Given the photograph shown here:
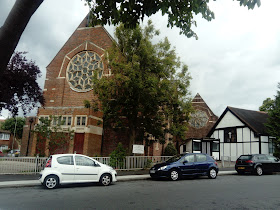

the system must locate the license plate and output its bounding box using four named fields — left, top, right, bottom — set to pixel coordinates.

left=238, top=167, right=245, bottom=169
left=150, top=169, right=156, bottom=173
